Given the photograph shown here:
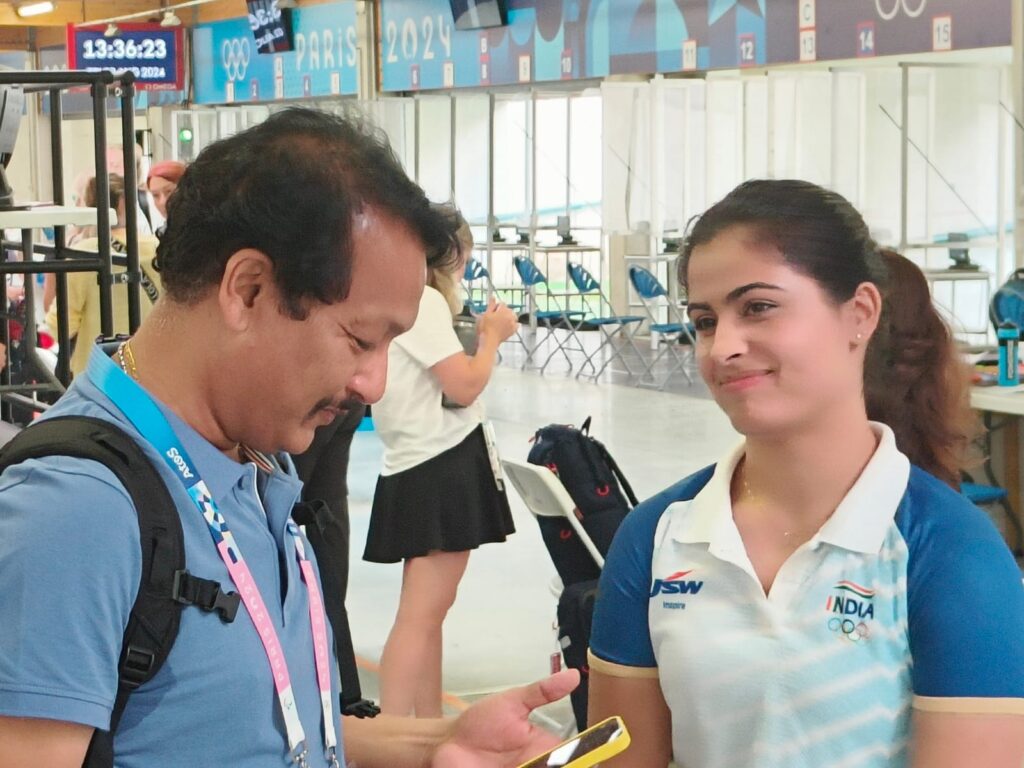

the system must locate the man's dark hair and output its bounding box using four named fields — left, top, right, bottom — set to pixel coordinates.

left=155, top=107, right=460, bottom=317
